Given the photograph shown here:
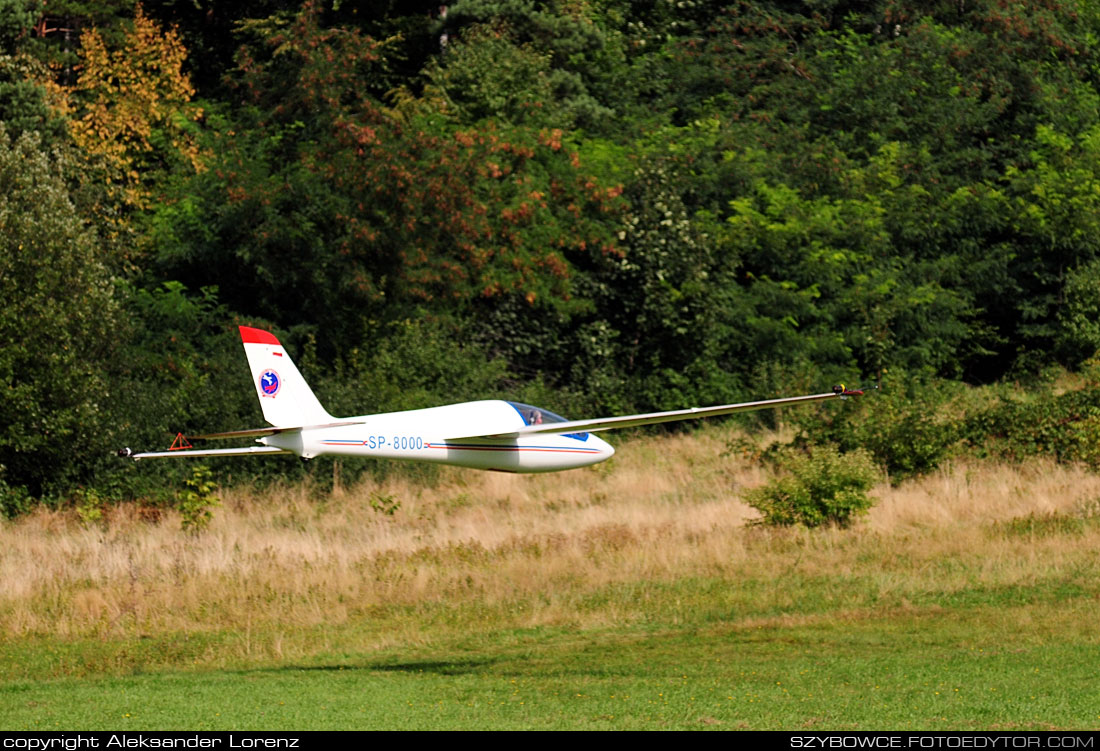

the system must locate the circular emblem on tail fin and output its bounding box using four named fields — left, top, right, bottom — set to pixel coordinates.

left=259, top=369, right=281, bottom=397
